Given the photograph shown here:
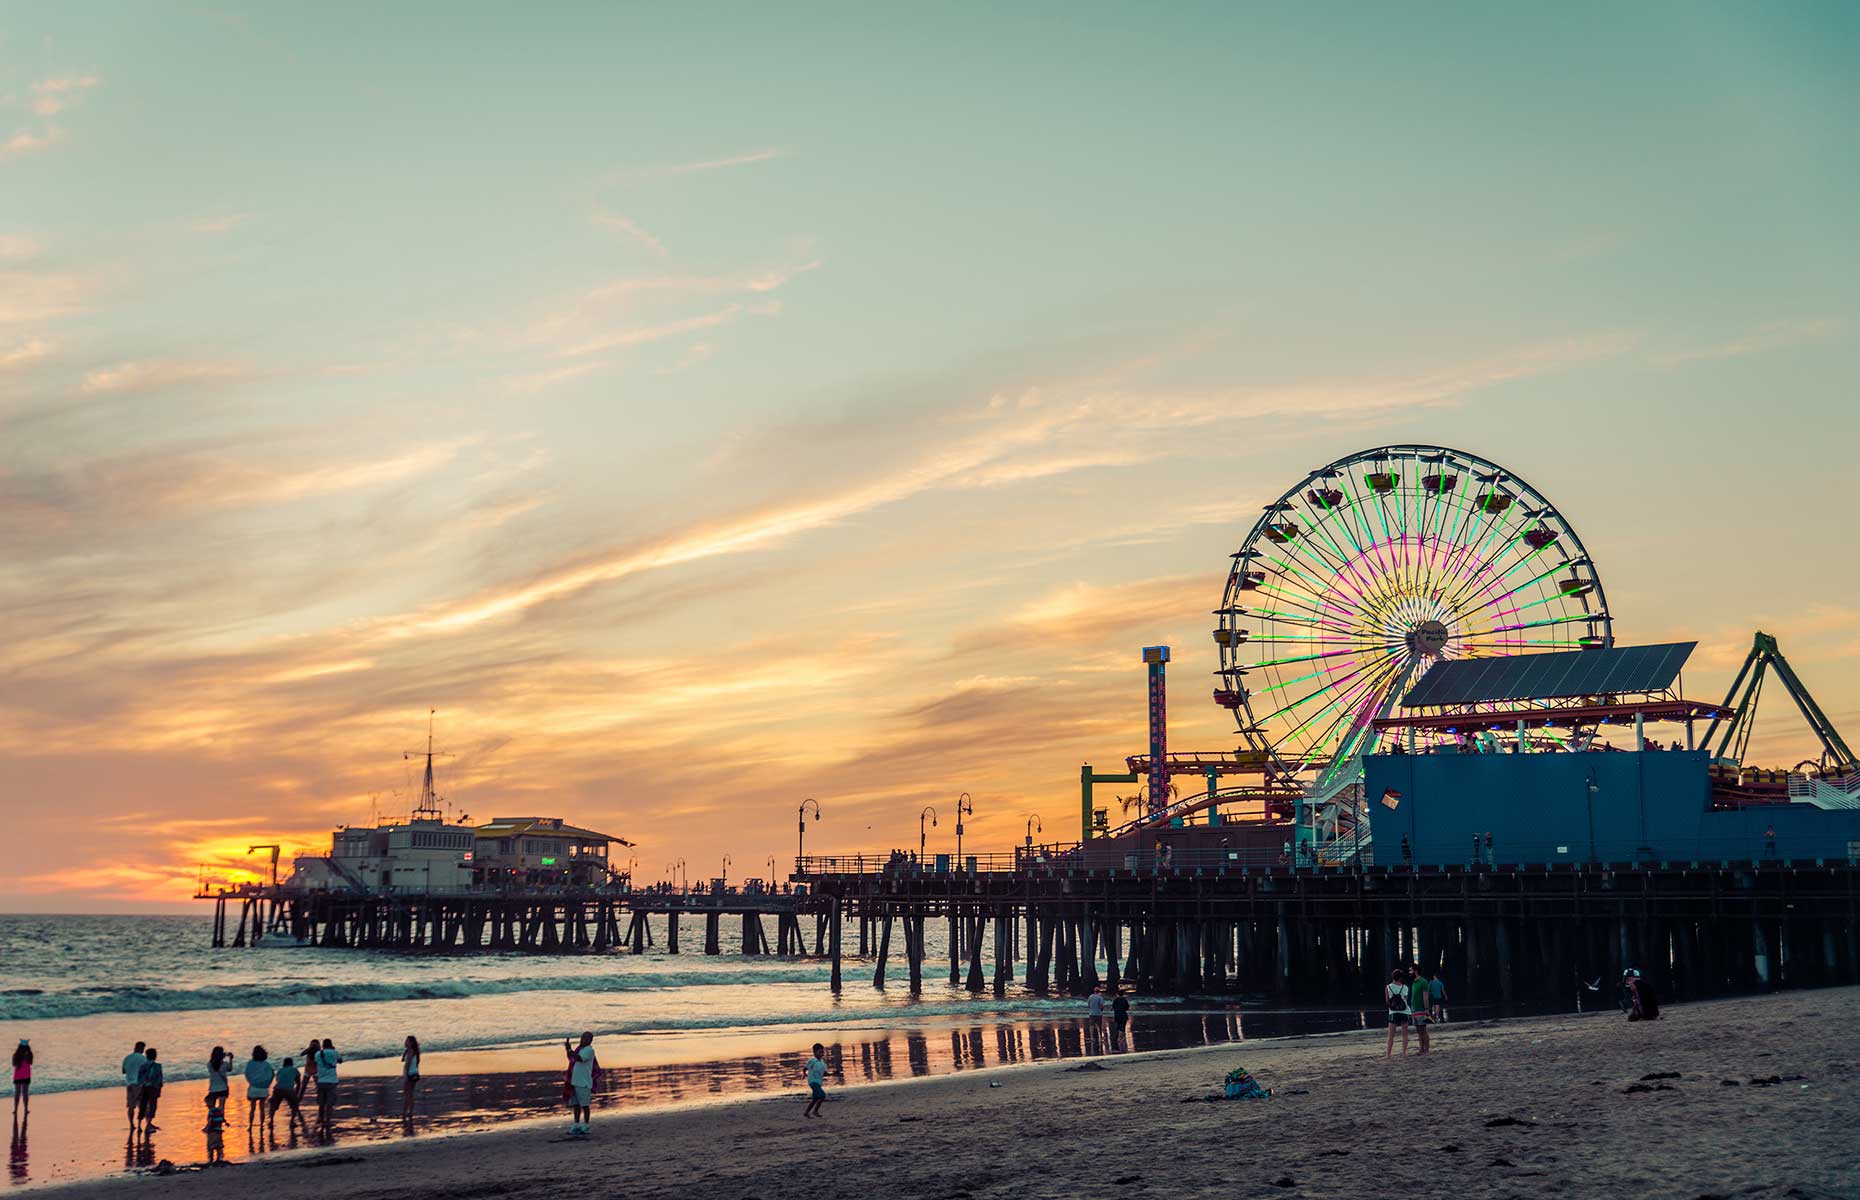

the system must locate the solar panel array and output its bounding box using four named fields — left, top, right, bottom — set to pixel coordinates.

left=1401, top=642, right=1696, bottom=708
